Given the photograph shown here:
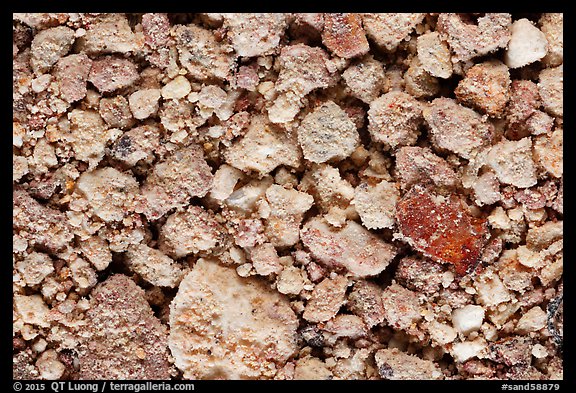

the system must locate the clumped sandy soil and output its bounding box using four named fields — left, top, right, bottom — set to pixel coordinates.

left=13, top=13, right=562, bottom=380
